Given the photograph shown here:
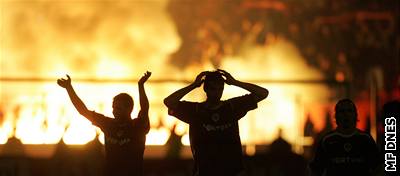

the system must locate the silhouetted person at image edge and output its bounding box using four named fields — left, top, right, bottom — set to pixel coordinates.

left=378, top=100, right=400, bottom=153
left=309, top=99, right=381, bottom=176
left=57, top=71, right=151, bottom=176
left=164, top=69, right=269, bottom=176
